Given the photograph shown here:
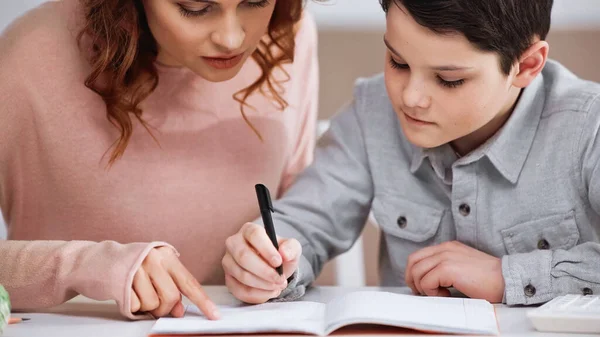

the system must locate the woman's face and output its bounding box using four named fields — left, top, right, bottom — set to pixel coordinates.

left=142, top=0, right=276, bottom=82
